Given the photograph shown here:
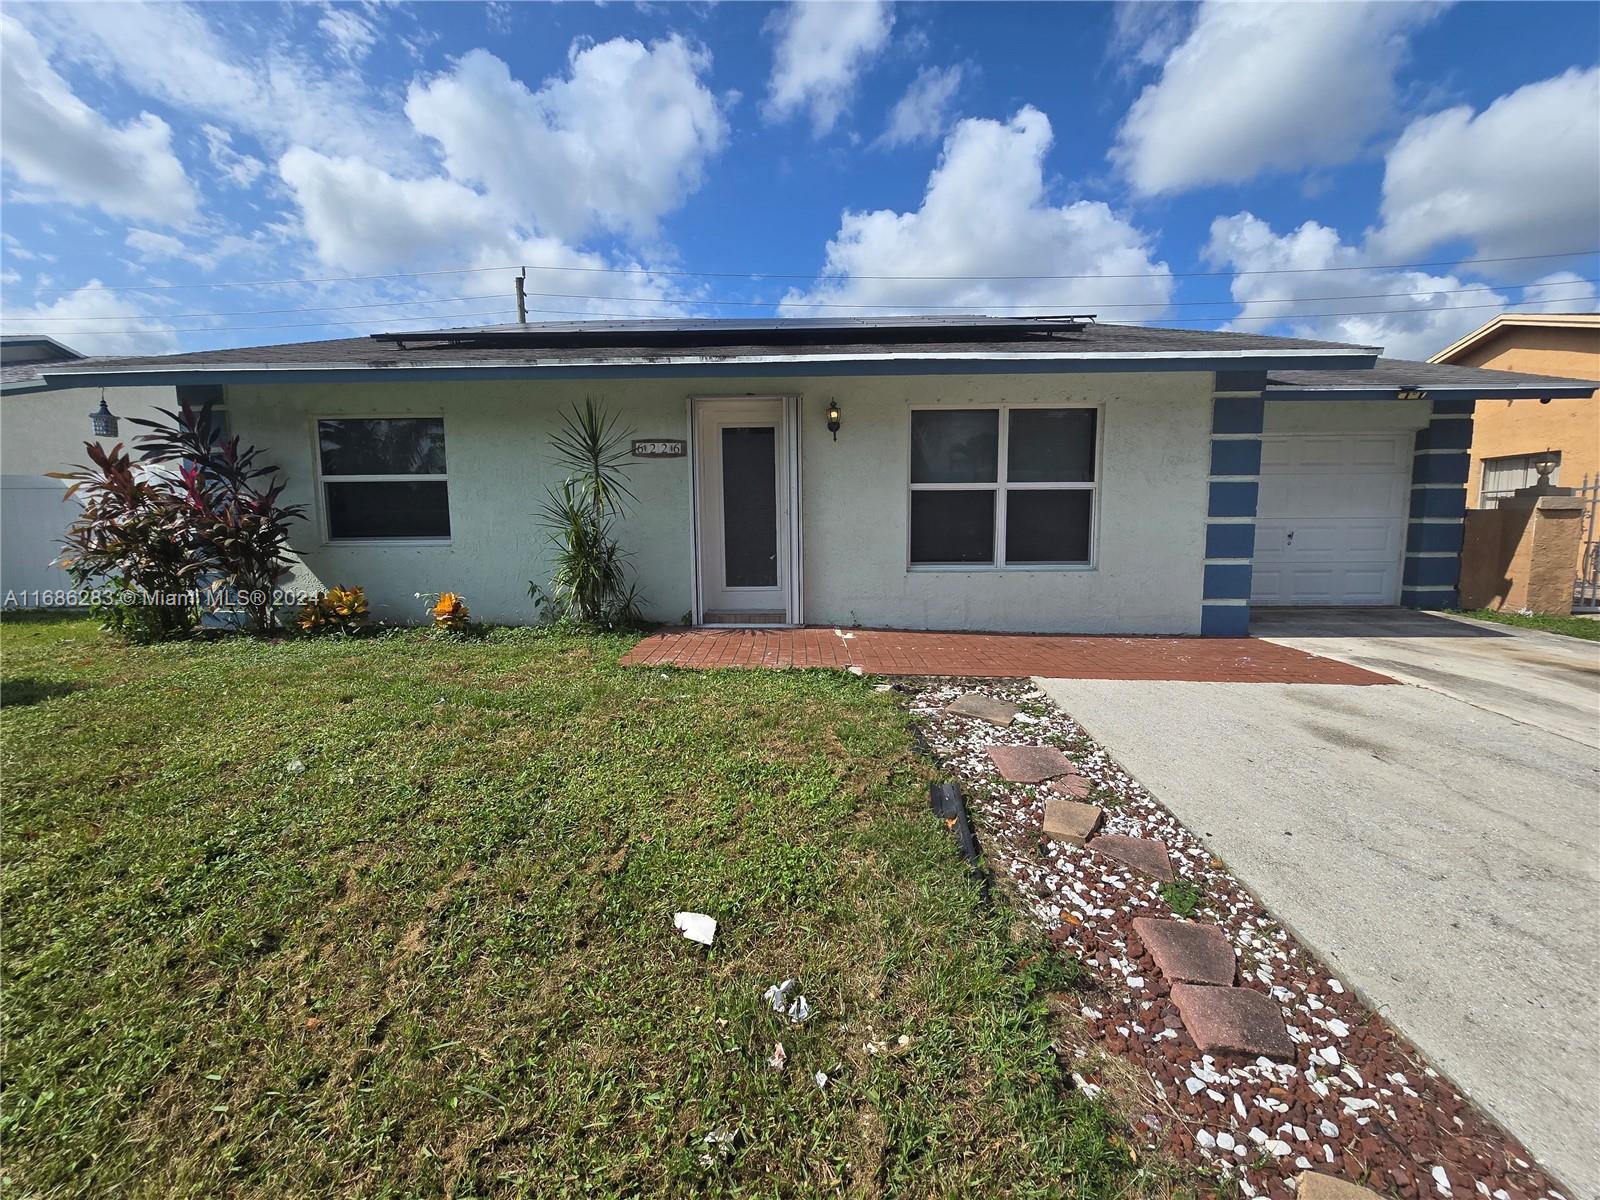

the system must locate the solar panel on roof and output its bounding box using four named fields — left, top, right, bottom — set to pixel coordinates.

left=370, top=313, right=1099, bottom=349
